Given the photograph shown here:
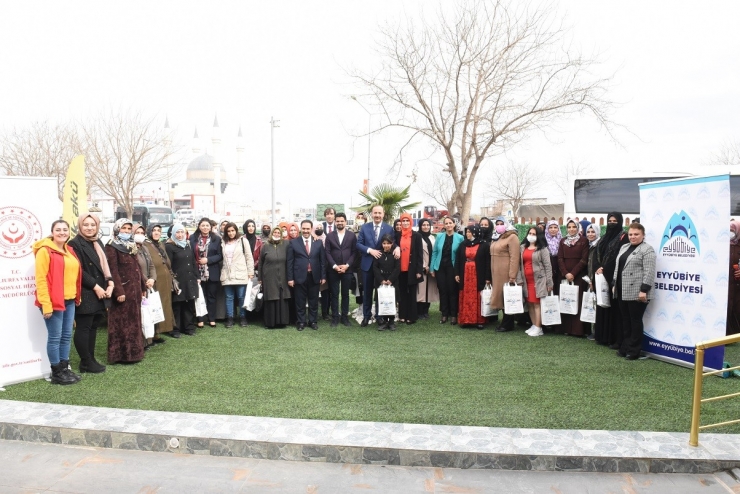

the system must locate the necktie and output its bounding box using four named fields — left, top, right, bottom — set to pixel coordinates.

left=374, top=224, right=379, bottom=243
left=305, top=239, right=311, bottom=272
left=328, top=224, right=332, bottom=234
